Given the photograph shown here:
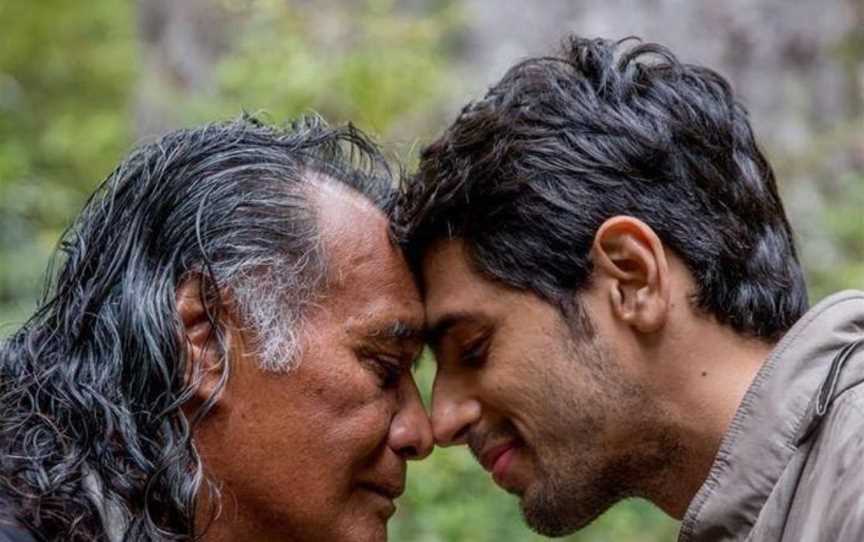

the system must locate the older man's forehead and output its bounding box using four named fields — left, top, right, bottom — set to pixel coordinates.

left=344, top=288, right=425, bottom=336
